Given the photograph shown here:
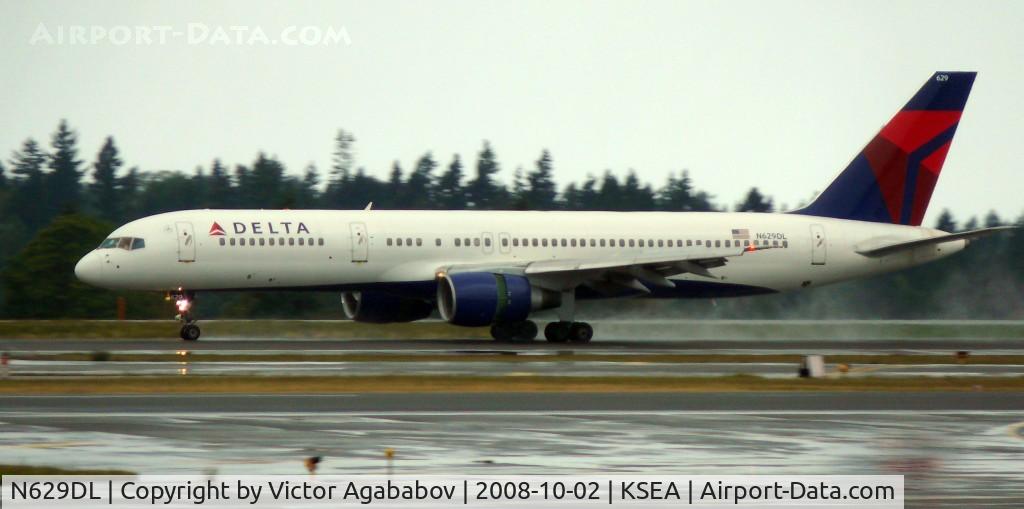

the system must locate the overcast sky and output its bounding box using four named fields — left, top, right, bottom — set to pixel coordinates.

left=1, top=0, right=1021, bottom=224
